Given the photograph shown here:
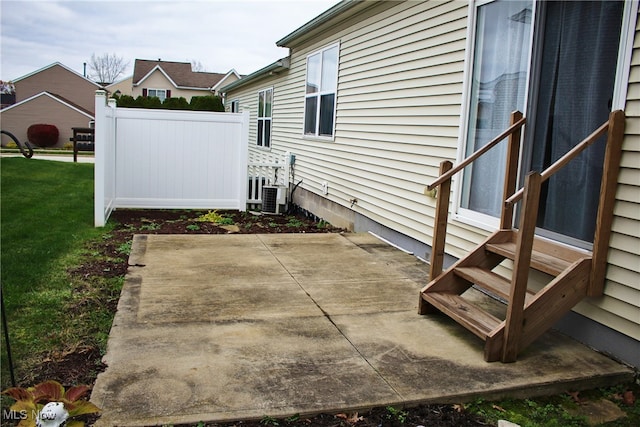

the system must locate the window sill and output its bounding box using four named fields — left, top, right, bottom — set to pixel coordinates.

left=302, top=134, right=335, bottom=142
left=451, top=208, right=500, bottom=234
